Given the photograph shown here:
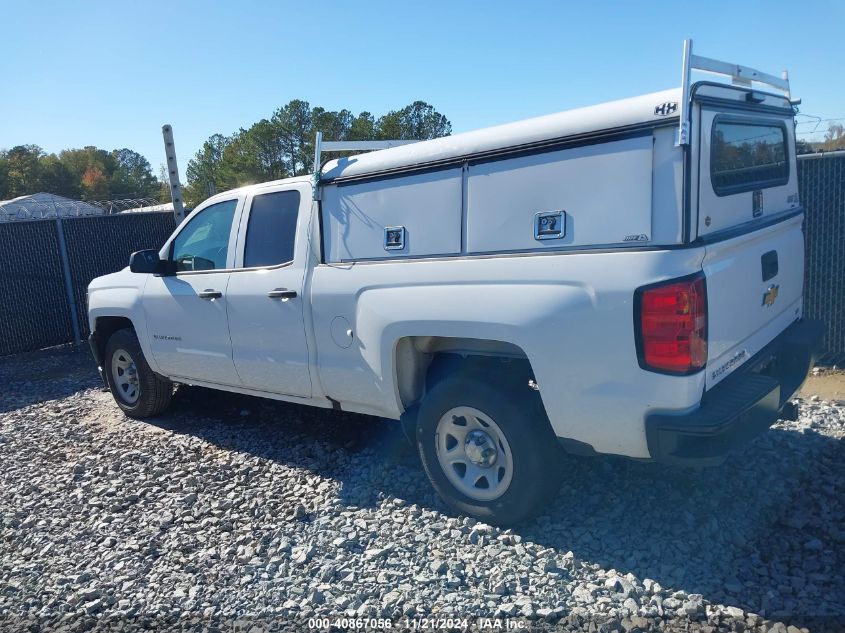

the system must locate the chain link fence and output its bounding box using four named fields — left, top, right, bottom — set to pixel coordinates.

left=0, top=220, right=74, bottom=355
left=799, top=151, right=845, bottom=365
left=0, top=212, right=175, bottom=356
left=62, top=213, right=177, bottom=339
